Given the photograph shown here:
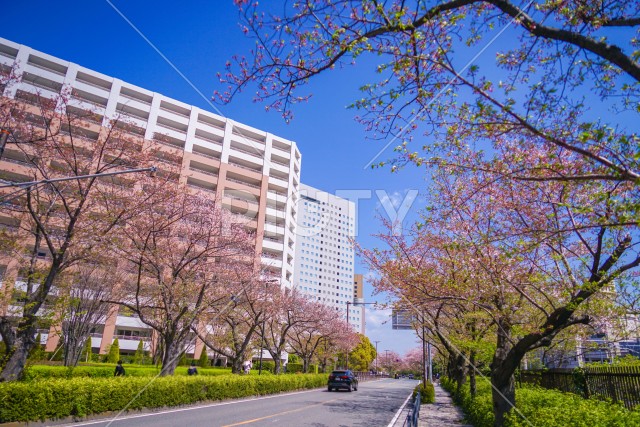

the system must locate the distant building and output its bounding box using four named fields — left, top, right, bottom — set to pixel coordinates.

left=292, top=184, right=364, bottom=333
